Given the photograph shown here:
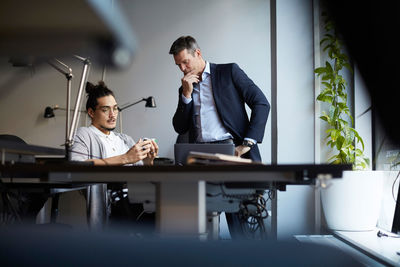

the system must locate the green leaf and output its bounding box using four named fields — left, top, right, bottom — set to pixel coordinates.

left=317, top=95, right=333, bottom=103
left=338, top=119, right=349, bottom=127
left=320, top=37, right=332, bottom=46
left=328, top=154, right=340, bottom=163
left=321, top=82, right=332, bottom=89
left=325, top=62, right=333, bottom=72
left=337, top=102, right=347, bottom=110
left=345, top=127, right=355, bottom=144
left=319, top=115, right=329, bottom=122
left=336, top=136, right=345, bottom=150
left=321, top=74, right=330, bottom=81
left=314, top=67, right=326, bottom=74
